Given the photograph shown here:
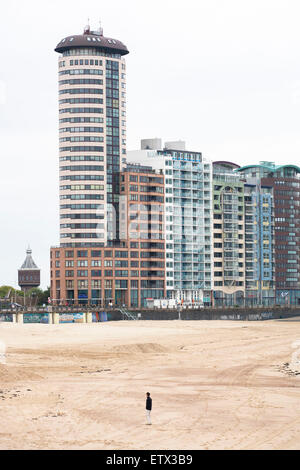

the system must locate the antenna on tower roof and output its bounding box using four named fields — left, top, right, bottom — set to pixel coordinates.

left=84, top=18, right=90, bottom=35
left=98, top=19, right=103, bottom=36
